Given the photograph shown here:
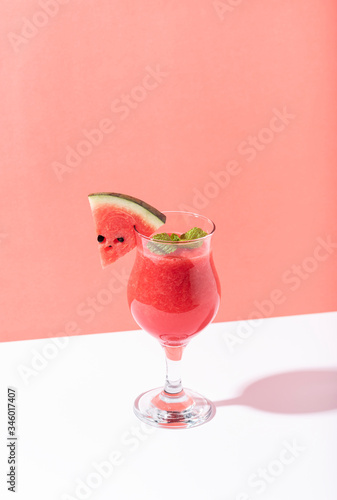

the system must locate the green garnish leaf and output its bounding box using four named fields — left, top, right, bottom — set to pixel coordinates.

left=170, top=233, right=180, bottom=241
left=180, top=227, right=208, bottom=240
left=152, top=233, right=172, bottom=241
left=147, top=232, right=177, bottom=254
left=147, top=228, right=208, bottom=254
